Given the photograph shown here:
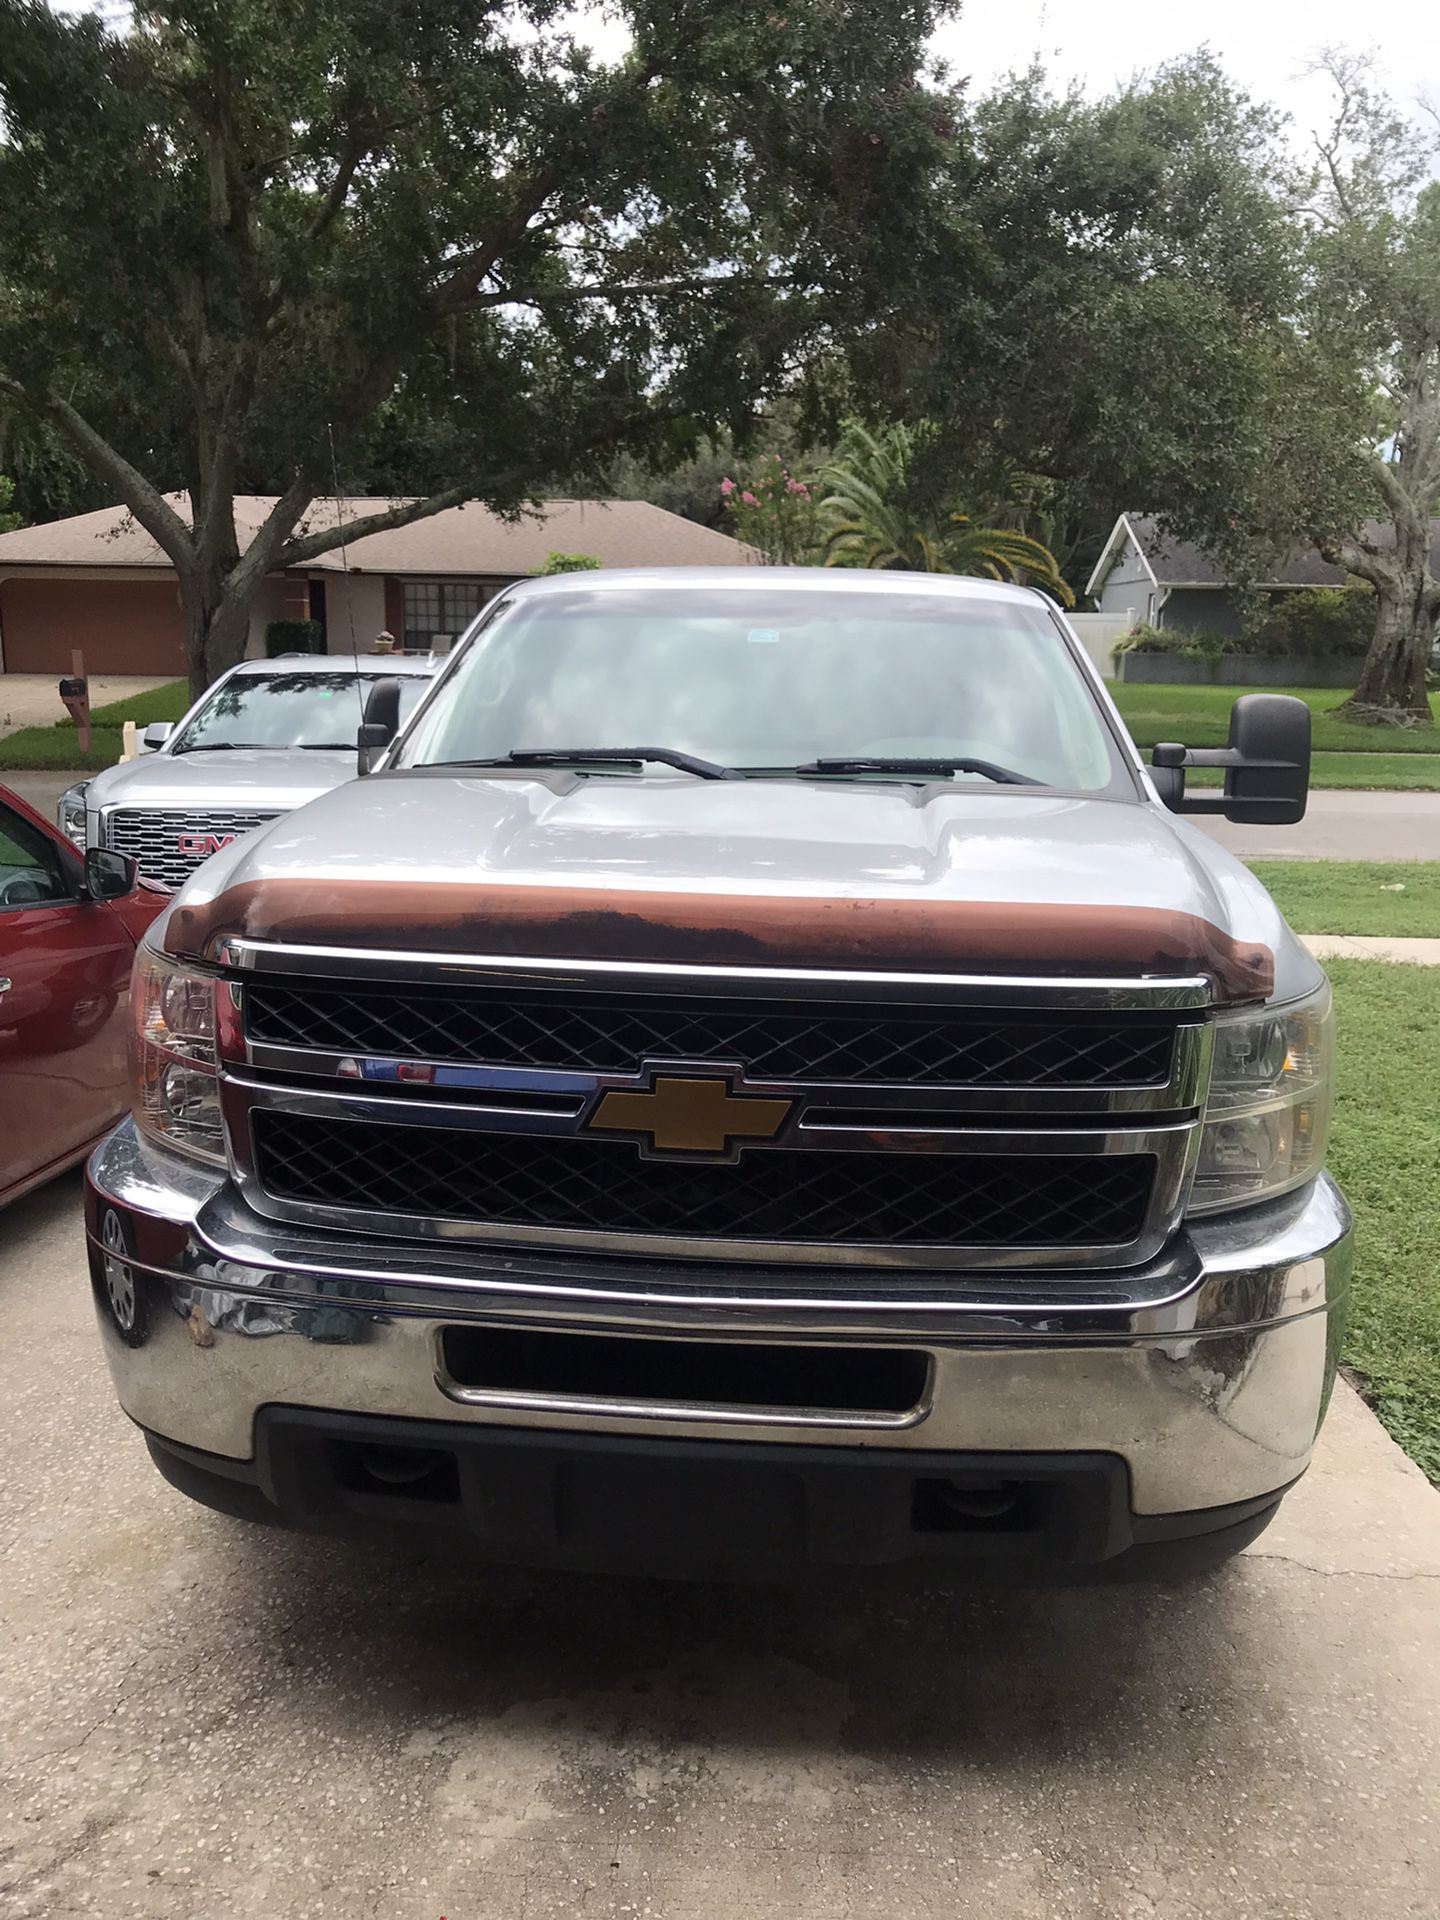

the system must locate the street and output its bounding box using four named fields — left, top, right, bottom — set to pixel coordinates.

left=4, top=1173, right=1438, bottom=1920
